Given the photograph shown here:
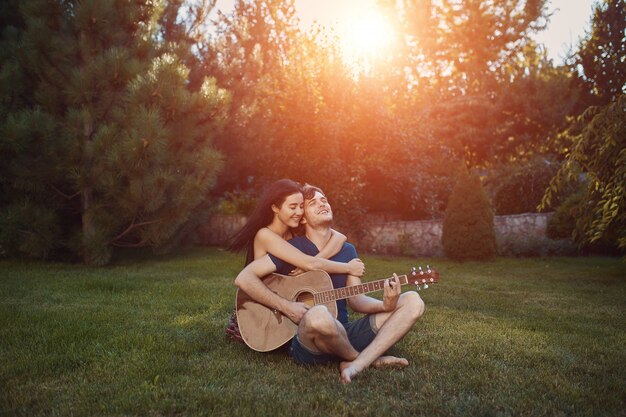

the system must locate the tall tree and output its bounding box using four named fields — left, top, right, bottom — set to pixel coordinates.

left=575, top=0, right=626, bottom=107
left=204, top=0, right=301, bottom=193
left=395, top=0, right=548, bottom=95
left=542, top=0, right=626, bottom=251
left=209, top=10, right=444, bottom=224
left=390, top=0, right=577, bottom=166
left=542, top=95, right=625, bottom=250
left=0, top=0, right=229, bottom=264
left=204, top=0, right=580, bottom=224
